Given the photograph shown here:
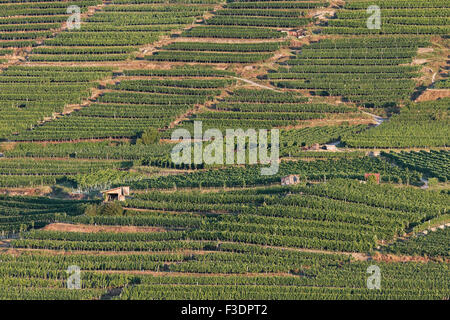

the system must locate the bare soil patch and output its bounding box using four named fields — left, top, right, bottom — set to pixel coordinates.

left=411, top=58, right=428, bottom=66
left=371, top=252, right=448, bottom=264
left=0, top=186, right=51, bottom=196
left=22, top=137, right=133, bottom=144
left=310, top=8, right=336, bottom=20
left=2, top=248, right=210, bottom=256
left=170, top=37, right=285, bottom=44
left=415, top=89, right=450, bottom=102
left=282, top=117, right=375, bottom=130
left=418, top=48, right=434, bottom=54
